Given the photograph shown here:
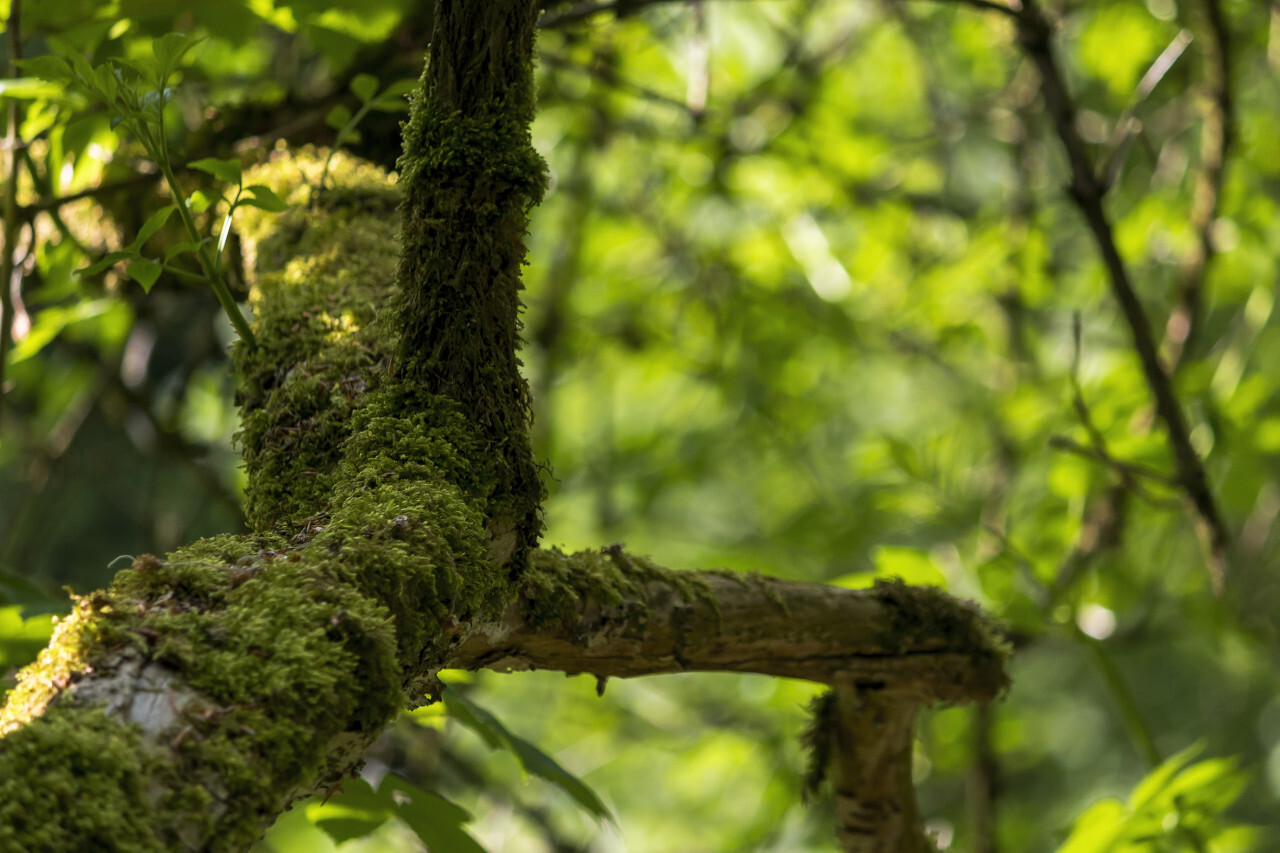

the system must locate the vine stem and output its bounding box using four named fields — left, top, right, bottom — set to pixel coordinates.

left=138, top=123, right=256, bottom=348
